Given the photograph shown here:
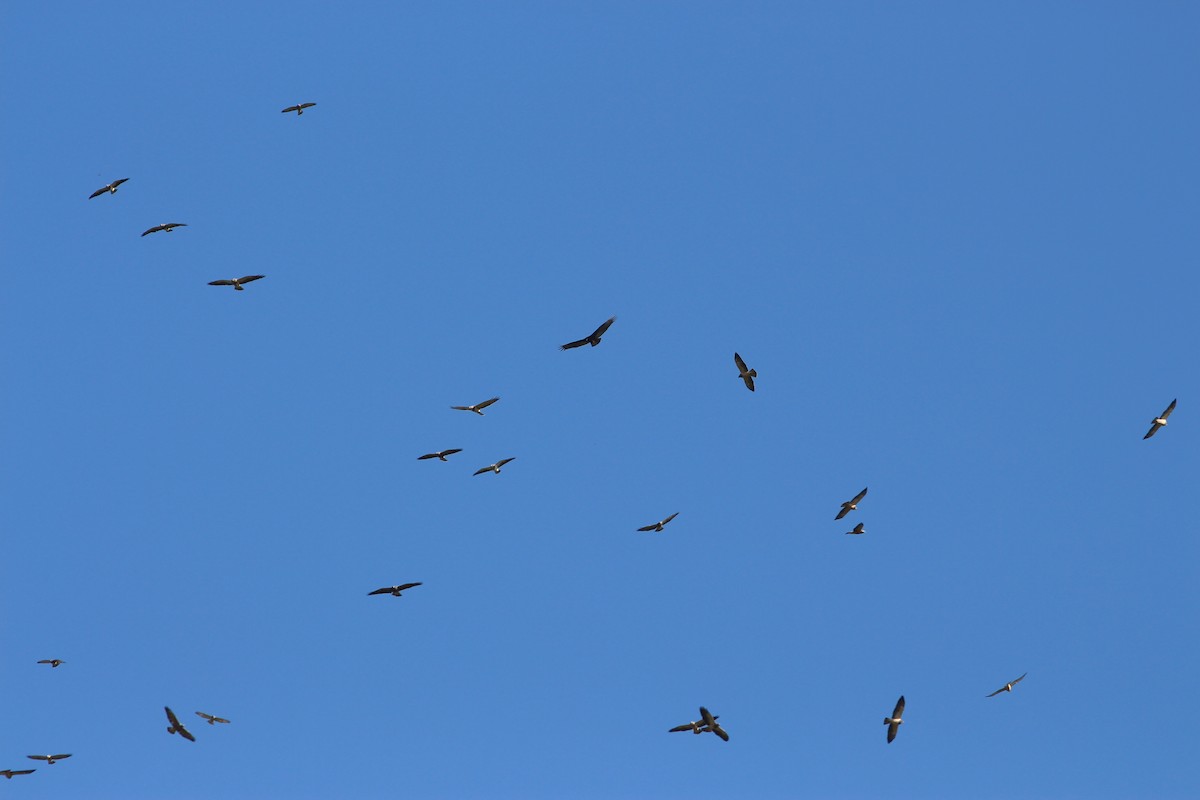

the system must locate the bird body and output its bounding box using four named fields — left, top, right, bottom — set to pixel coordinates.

left=165, top=706, right=196, bottom=742
left=835, top=487, right=868, bottom=520
left=1144, top=399, right=1177, bottom=439
left=451, top=397, right=499, bottom=415
left=637, top=512, right=679, bottom=532
left=884, top=696, right=905, bottom=743
left=734, top=353, right=757, bottom=391
left=368, top=582, right=422, bottom=597
left=208, top=275, right=265, bottom=291
left=89, top=178, right=128, bottom=199
left=561, top=316, right=616, bottom=350
left=474, top=458, right=515, bottom=476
